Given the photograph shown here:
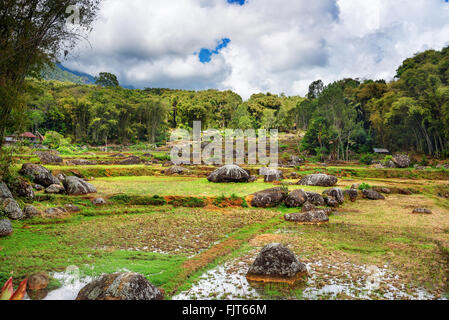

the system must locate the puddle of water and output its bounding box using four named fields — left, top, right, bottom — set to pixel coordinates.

left=173, top=254, right=441, bottom=300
